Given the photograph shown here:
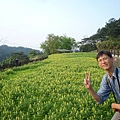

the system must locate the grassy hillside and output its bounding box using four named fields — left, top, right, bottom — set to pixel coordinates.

left=0, top=52, right=114, bottom=120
